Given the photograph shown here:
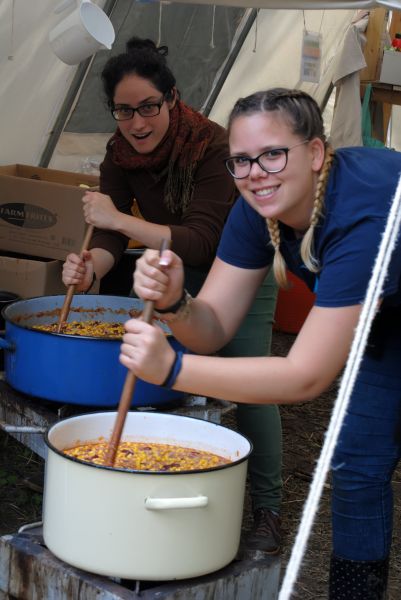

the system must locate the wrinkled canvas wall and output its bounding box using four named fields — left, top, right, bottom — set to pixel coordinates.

left=50, top=5, right=357, bottom=173
left=0, top=0, right=108, bottom=166
left=208, top=8, right=356, bottom=126
left=1, top=0, right=398, bottom=169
